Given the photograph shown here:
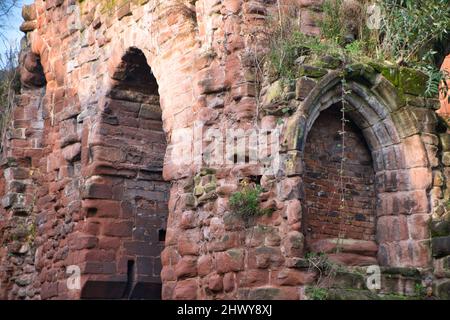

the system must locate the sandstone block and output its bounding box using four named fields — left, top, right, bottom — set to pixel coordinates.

left=174, top=279, right=198, bottom=300
left=432, top=236, right=450, bottom=258
left=215, top=249, right=245, bottom=274
left=175, top=256, right=198, bottom=279
left=208, top=274, right=223, bottom=292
